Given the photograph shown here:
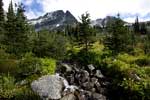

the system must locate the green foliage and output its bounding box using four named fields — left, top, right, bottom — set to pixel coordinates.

left=0, top=0, right=4, bottom=24
left=33, top=30, right=68, bottom=59
left=13, top=86, right=41, bottom=100
left=134, top=16, right=140, bottom=34
left=17, top=53, right=41, bottom=78
left=121, top=78, right=150, bottom=100
left=0, top=74, right=16, bottom=99
left=0, top=74, right=40, bottom=100
left=0, top=0, right=5, bottom=39
left=77, top=12, right=96, bottom=53
left=117, top=53, right=137, bottom=64
left=143, top=34, right=150, bottom=54
left=0, top=48, right=18, bottom=74
left=40, top=58, right=56, bottom=75
left=98, top=52, right=150, bottom=100
left=104, top=15, right=130, bottom=55
left=135, top=55, right=150, bottom=66
left=4, top=2, right=31, bottom=56
left=4, top=0, right=16, bottom=50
